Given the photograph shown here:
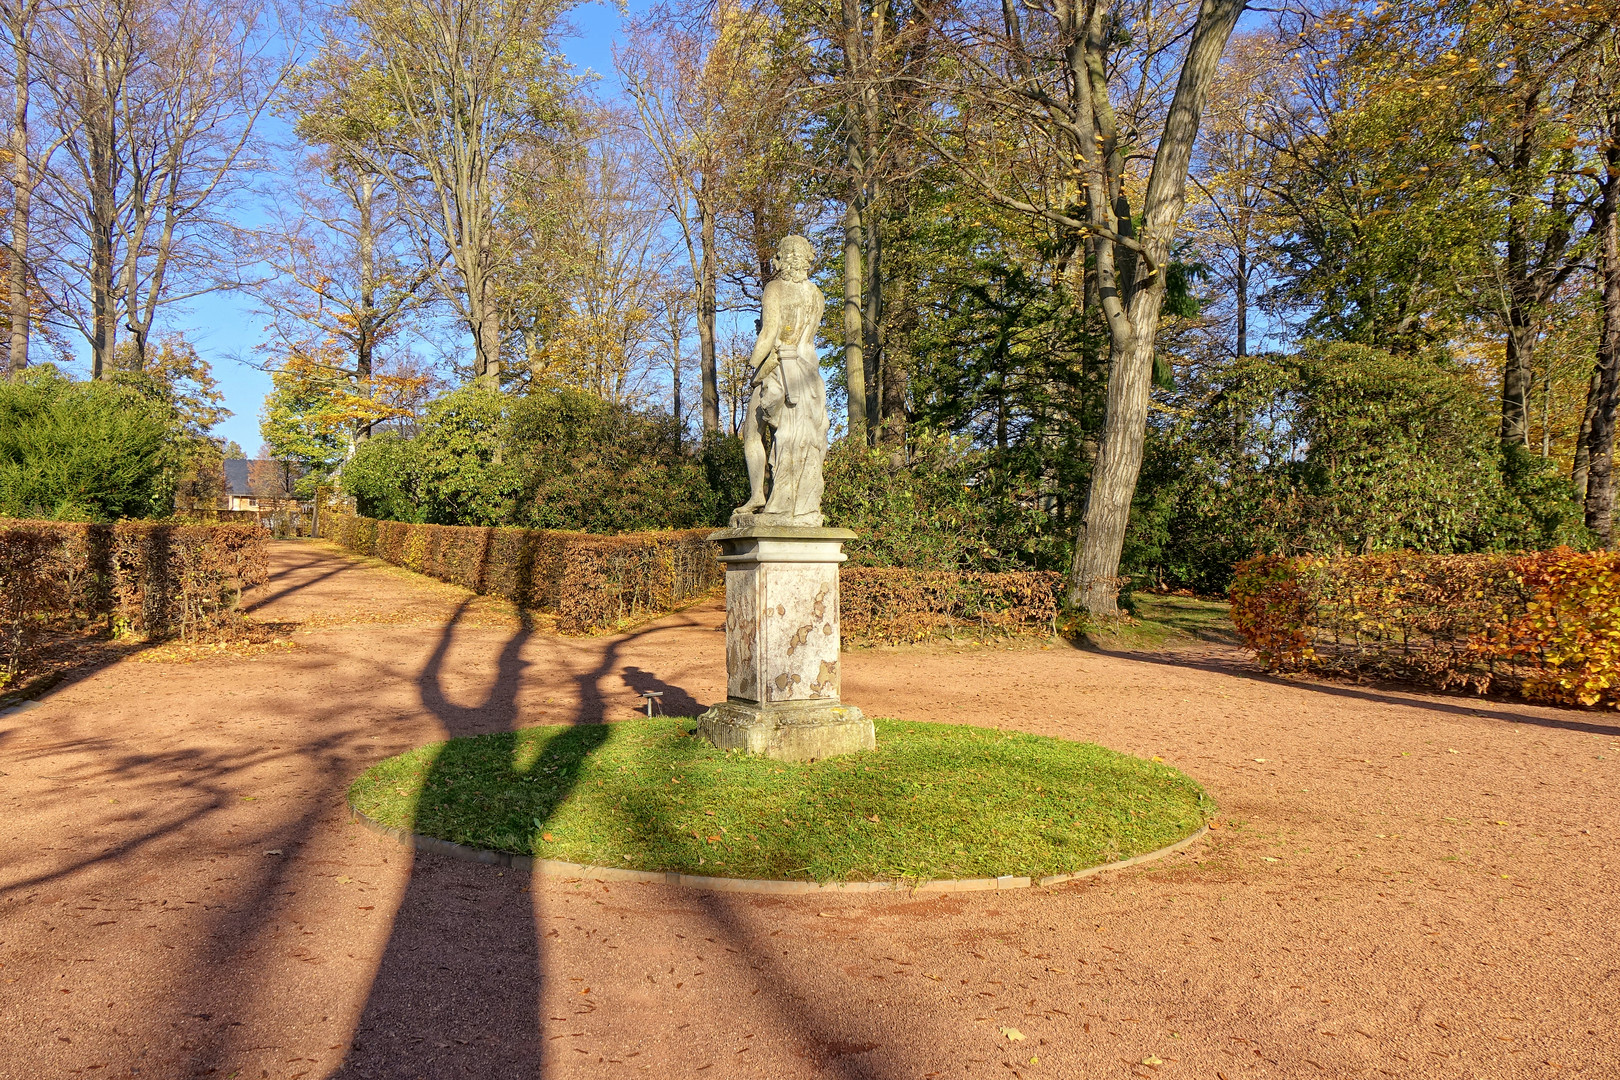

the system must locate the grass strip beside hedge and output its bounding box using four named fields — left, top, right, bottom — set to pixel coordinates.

left=348, top=718, right=1210, bottom=884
